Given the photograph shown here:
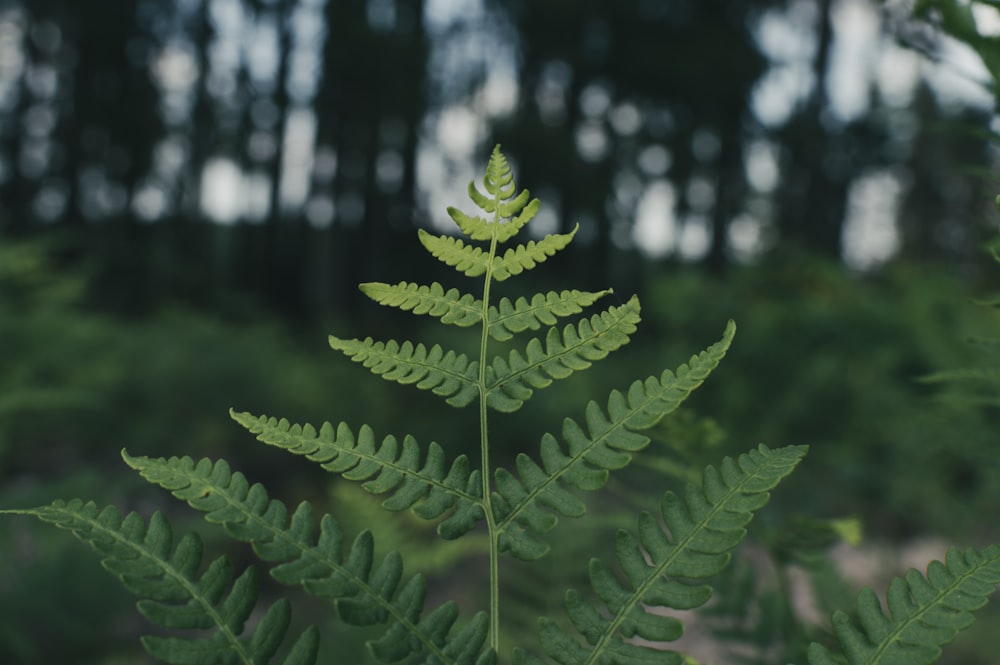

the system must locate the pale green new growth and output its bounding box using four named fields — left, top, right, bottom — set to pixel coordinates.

left=3, top=145, right=998, bottom=665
